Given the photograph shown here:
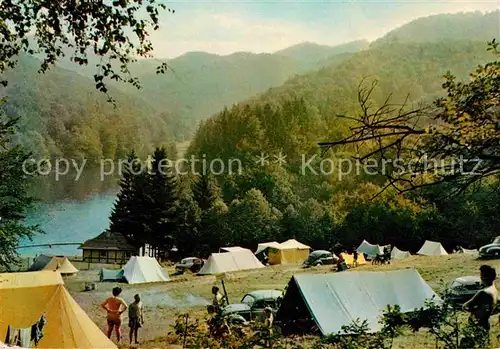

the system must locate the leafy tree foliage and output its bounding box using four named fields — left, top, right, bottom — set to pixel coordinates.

left=0, top=0, right=173, bottom=99
left=0, top=102, right=38, bottom=268
left=321, top=40, right=499, bottom=195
